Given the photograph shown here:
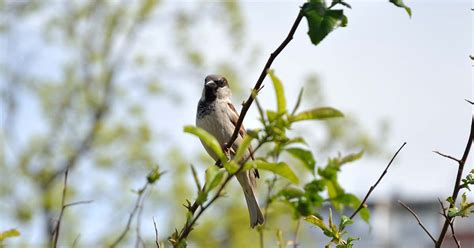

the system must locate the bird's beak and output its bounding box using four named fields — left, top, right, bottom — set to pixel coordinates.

left=205, top=81, right=216, bottom=88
